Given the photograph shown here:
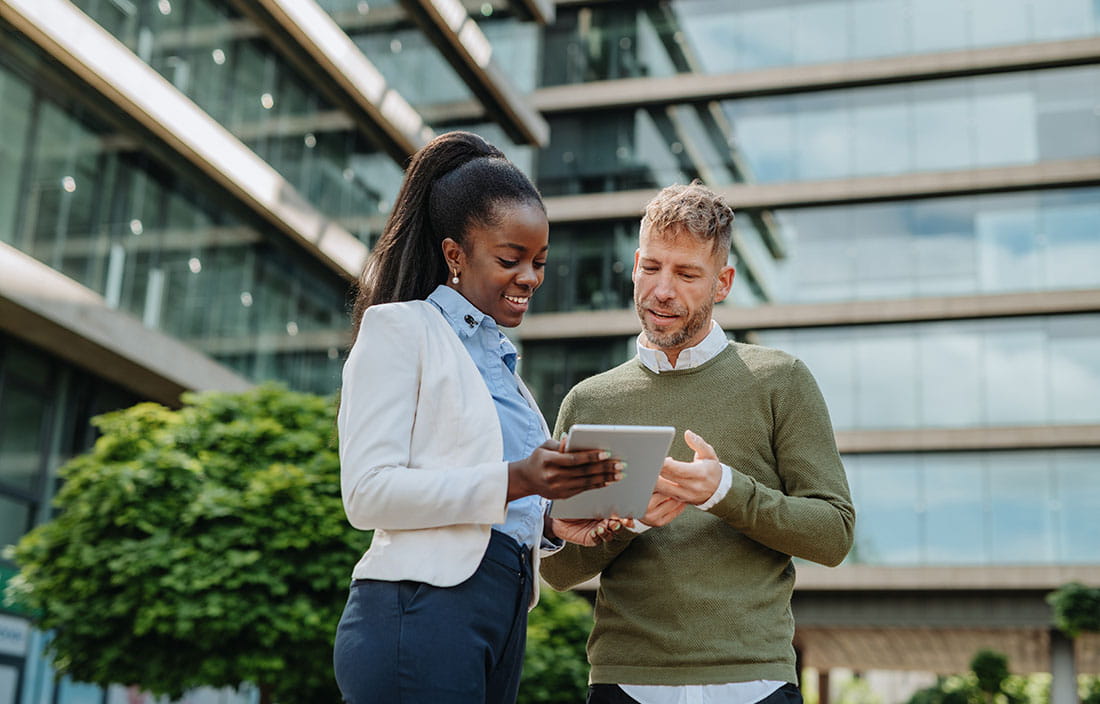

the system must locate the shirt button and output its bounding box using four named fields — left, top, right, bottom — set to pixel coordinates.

left=464, top=314, right=476, bottom=327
